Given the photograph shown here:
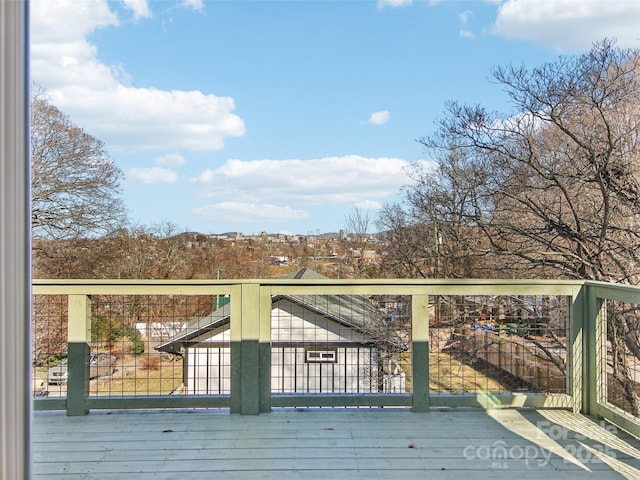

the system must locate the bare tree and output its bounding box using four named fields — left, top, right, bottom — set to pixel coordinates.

left=343, top=208, right=370, bottom=242
left=418, top=39, right=640, bottom=284
left=390, top=39, right=640, bottom=408
left=377, top=155, right=494, bottom=279
left=377, top=203, right=435, bottom=278
left=31, top=87, right=126, bottom=240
